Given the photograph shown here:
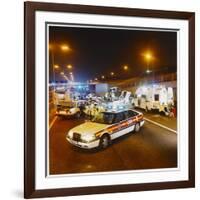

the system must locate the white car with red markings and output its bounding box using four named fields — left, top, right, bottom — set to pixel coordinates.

left=66, top=109, right=144, bottom=149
